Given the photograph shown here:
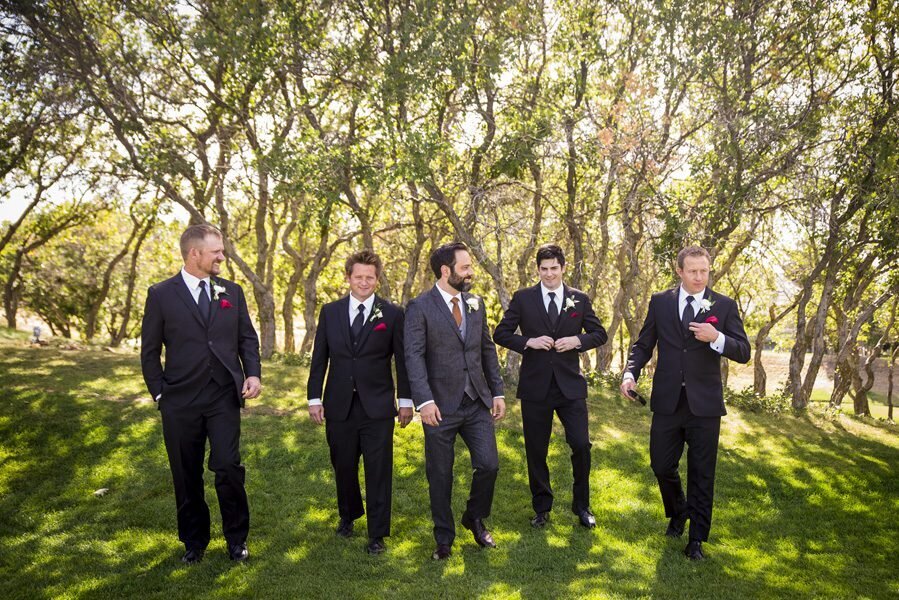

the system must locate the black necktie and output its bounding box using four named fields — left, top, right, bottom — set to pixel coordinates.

left=682, top=295, right=695, bottom=333
left=547, top=291, right=559, bottom=326
left=351, top=304, right=365, bottom=343
left=198, top=280, right=211, bottom=323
